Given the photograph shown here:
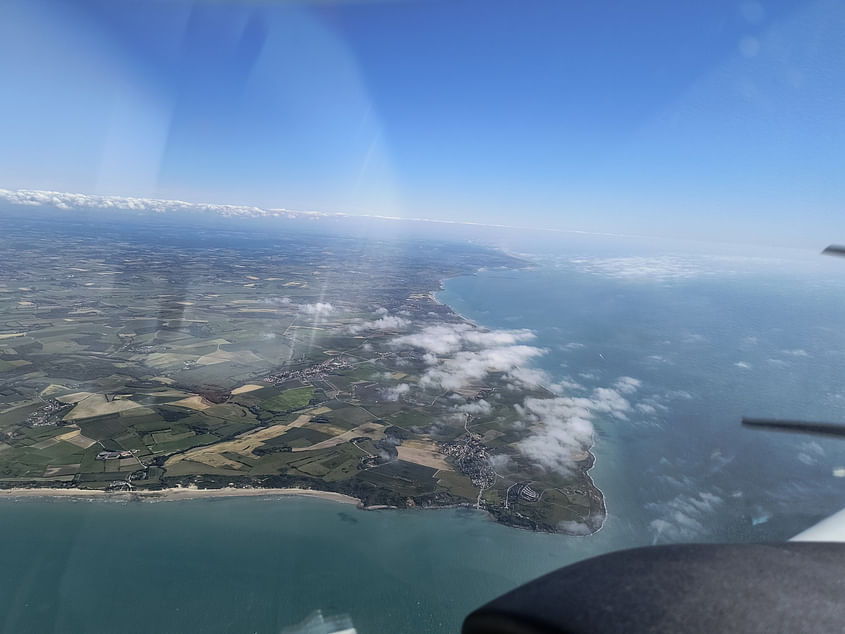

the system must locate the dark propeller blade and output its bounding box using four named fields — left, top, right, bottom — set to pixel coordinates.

left=822, top=245, right=845, bottom=257
left=742, top=417, right=845, bottom=439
